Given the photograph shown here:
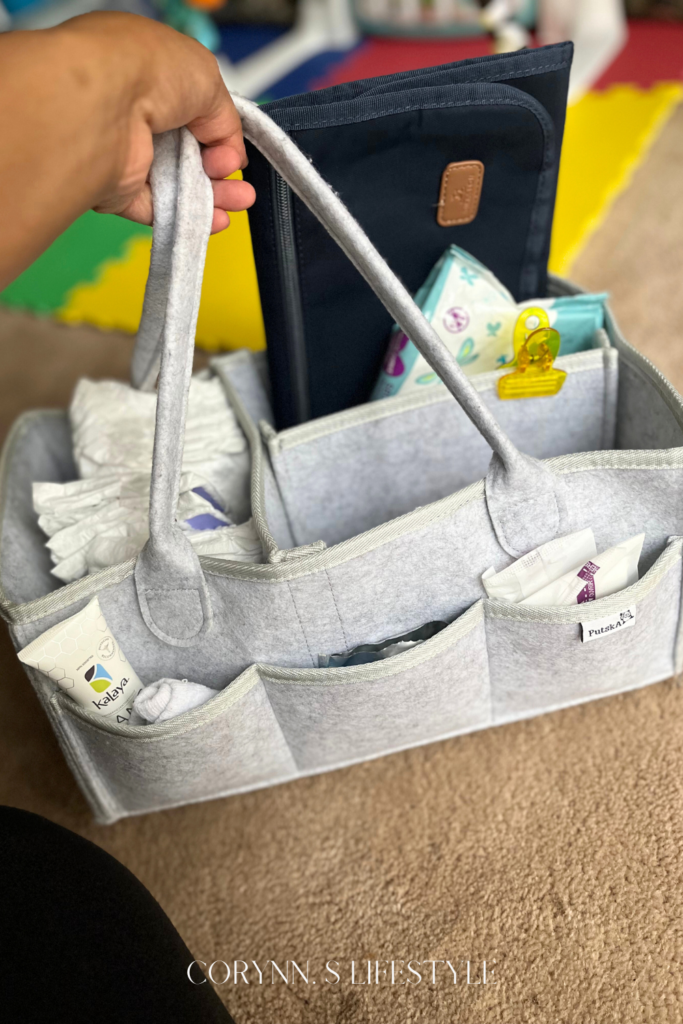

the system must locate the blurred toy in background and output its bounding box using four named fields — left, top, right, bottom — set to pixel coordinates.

left=152, top=0, right=221, bottom=50
left=1, top=0, right=106, bottom=28
left=353, top=0, right=536, bottom=39
left=0, top=0, right=632, bottom=102
left=537, top=0, right=627, bottom=102
left=1, top=0, right=155, bottom=30
left=352, top=0, right=629, bottom=102
left=0, top=0, right=222, bottom=50
left=479, top=0, right=532, bottom=50
left=216, top=0, right=359, bottom=99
